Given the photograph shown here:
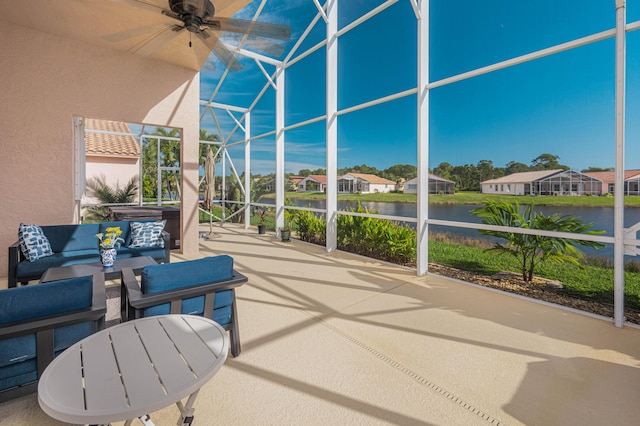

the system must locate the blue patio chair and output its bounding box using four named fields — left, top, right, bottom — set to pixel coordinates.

left=0, top=273, right=106, bottom=402
left=120, top=255, right=248, bottom=357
